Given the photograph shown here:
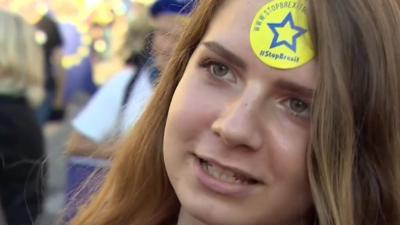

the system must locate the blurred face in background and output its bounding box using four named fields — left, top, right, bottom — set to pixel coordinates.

left=152, top=14, right=186, bottom=70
